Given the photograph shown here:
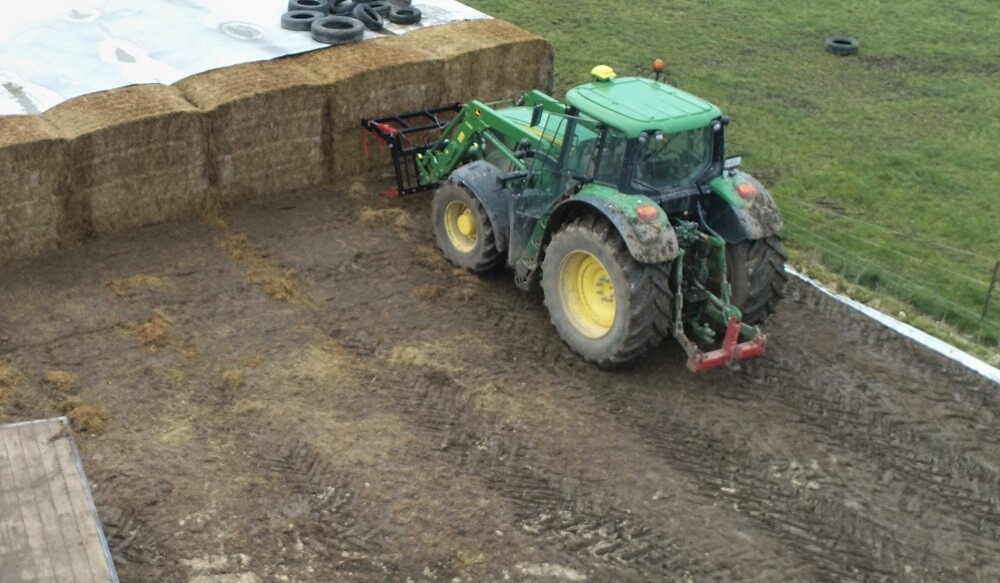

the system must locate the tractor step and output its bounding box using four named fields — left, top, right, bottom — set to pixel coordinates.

left=686, top=316, right=766, bottom=372
left=361, top=103, right=464, bottom=197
